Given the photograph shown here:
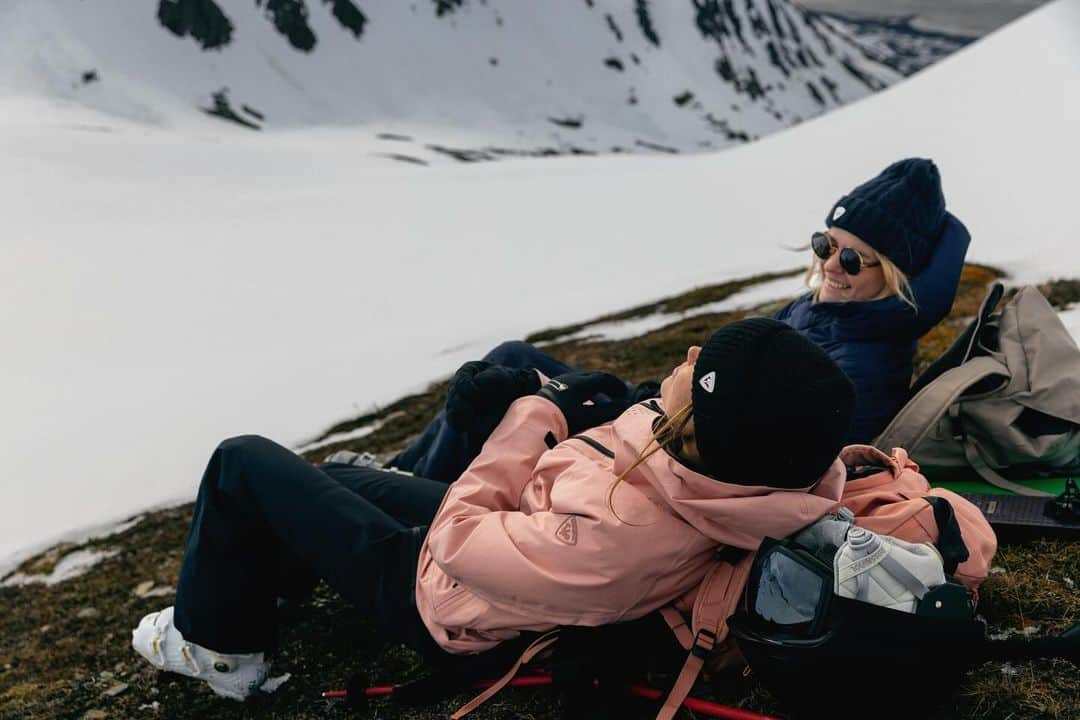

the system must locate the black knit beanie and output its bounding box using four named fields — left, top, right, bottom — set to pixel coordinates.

left=825, top=158, right=946, bottom=276
left=691, top=318, right=855, bottom=488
